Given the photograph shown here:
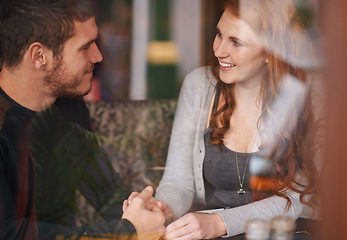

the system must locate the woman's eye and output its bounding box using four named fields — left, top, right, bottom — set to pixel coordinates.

left=232, top=39, right=241, bottom=46
left=216, top=32, right=222, bottom=38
